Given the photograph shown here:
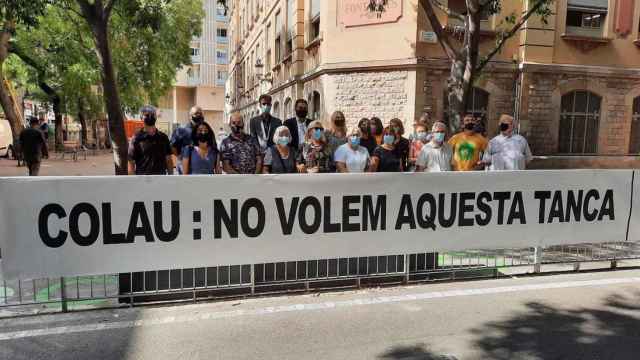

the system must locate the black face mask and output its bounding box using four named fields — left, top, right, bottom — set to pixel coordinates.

left=464, top=123, right=475, bottom=131
left=143, top=114, right=157, bottom=127
left=192, top=115, right=204, bottom=125
left=197, top=133, right=209, bottom=143
left=296, top=109, right=308, bottom=119
left=500, top=123, right=510, bottom=132
left=231, top=125, right=243, bottom=134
